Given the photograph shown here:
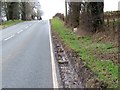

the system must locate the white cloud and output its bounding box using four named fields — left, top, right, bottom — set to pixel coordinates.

left=104, top=0, right=120, bottom=12
left=39, top=0, right=65, bottom=19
